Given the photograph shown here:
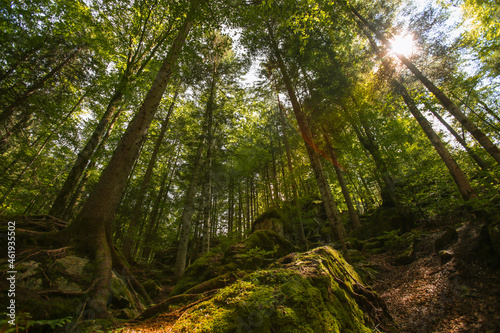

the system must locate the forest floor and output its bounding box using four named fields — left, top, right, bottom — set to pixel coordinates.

left=368, top=218, right=500, bottom=333
left=114, top=215, right=500, bottom=333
